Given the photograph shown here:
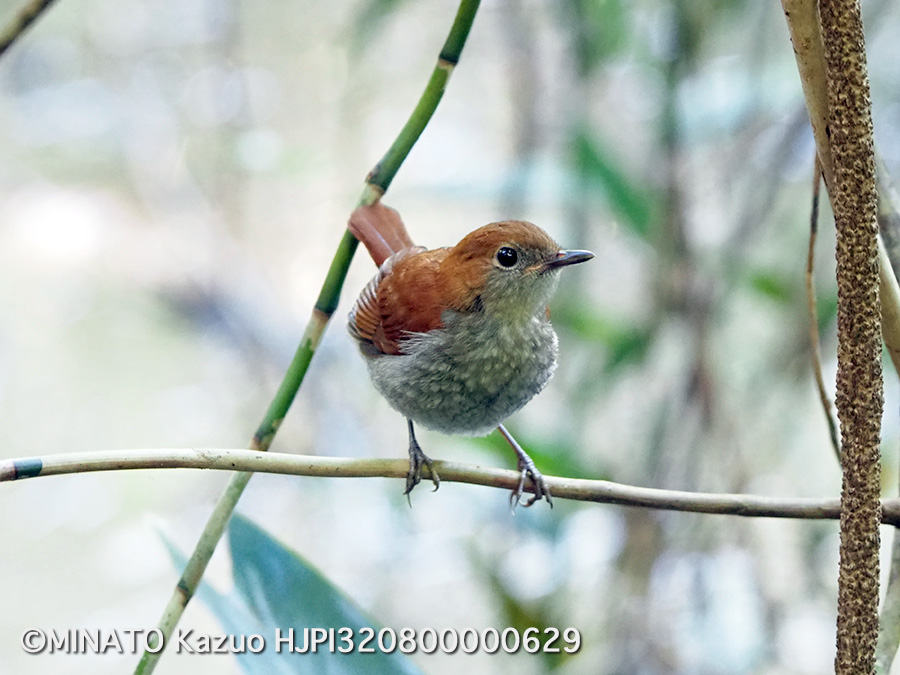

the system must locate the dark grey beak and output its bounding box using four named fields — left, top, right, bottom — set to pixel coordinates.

left=544, top=249, right=594, bottom=270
